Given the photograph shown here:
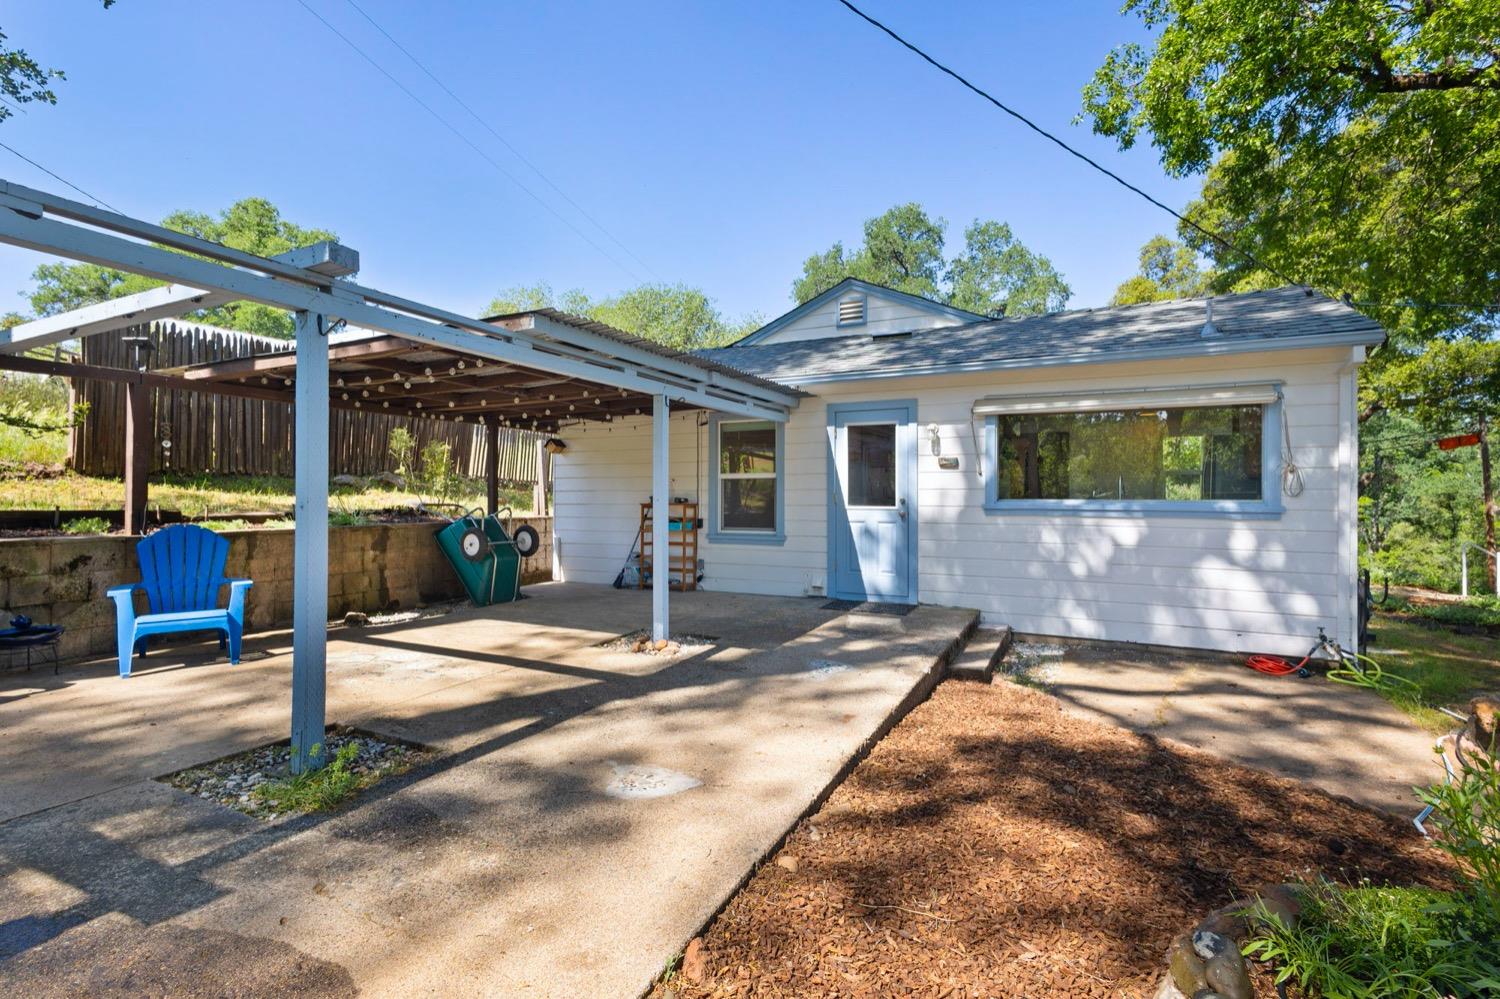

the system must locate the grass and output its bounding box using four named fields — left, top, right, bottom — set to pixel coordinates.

left=0, top=425, right=68, bottom=466
left=1384, top=595, right=1500, bottom=631
left=254, top=742, right=365, bottom=813
left=0, top=469, right=535, bottom=517
left=1365, top=610, right=1500, bottom=731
